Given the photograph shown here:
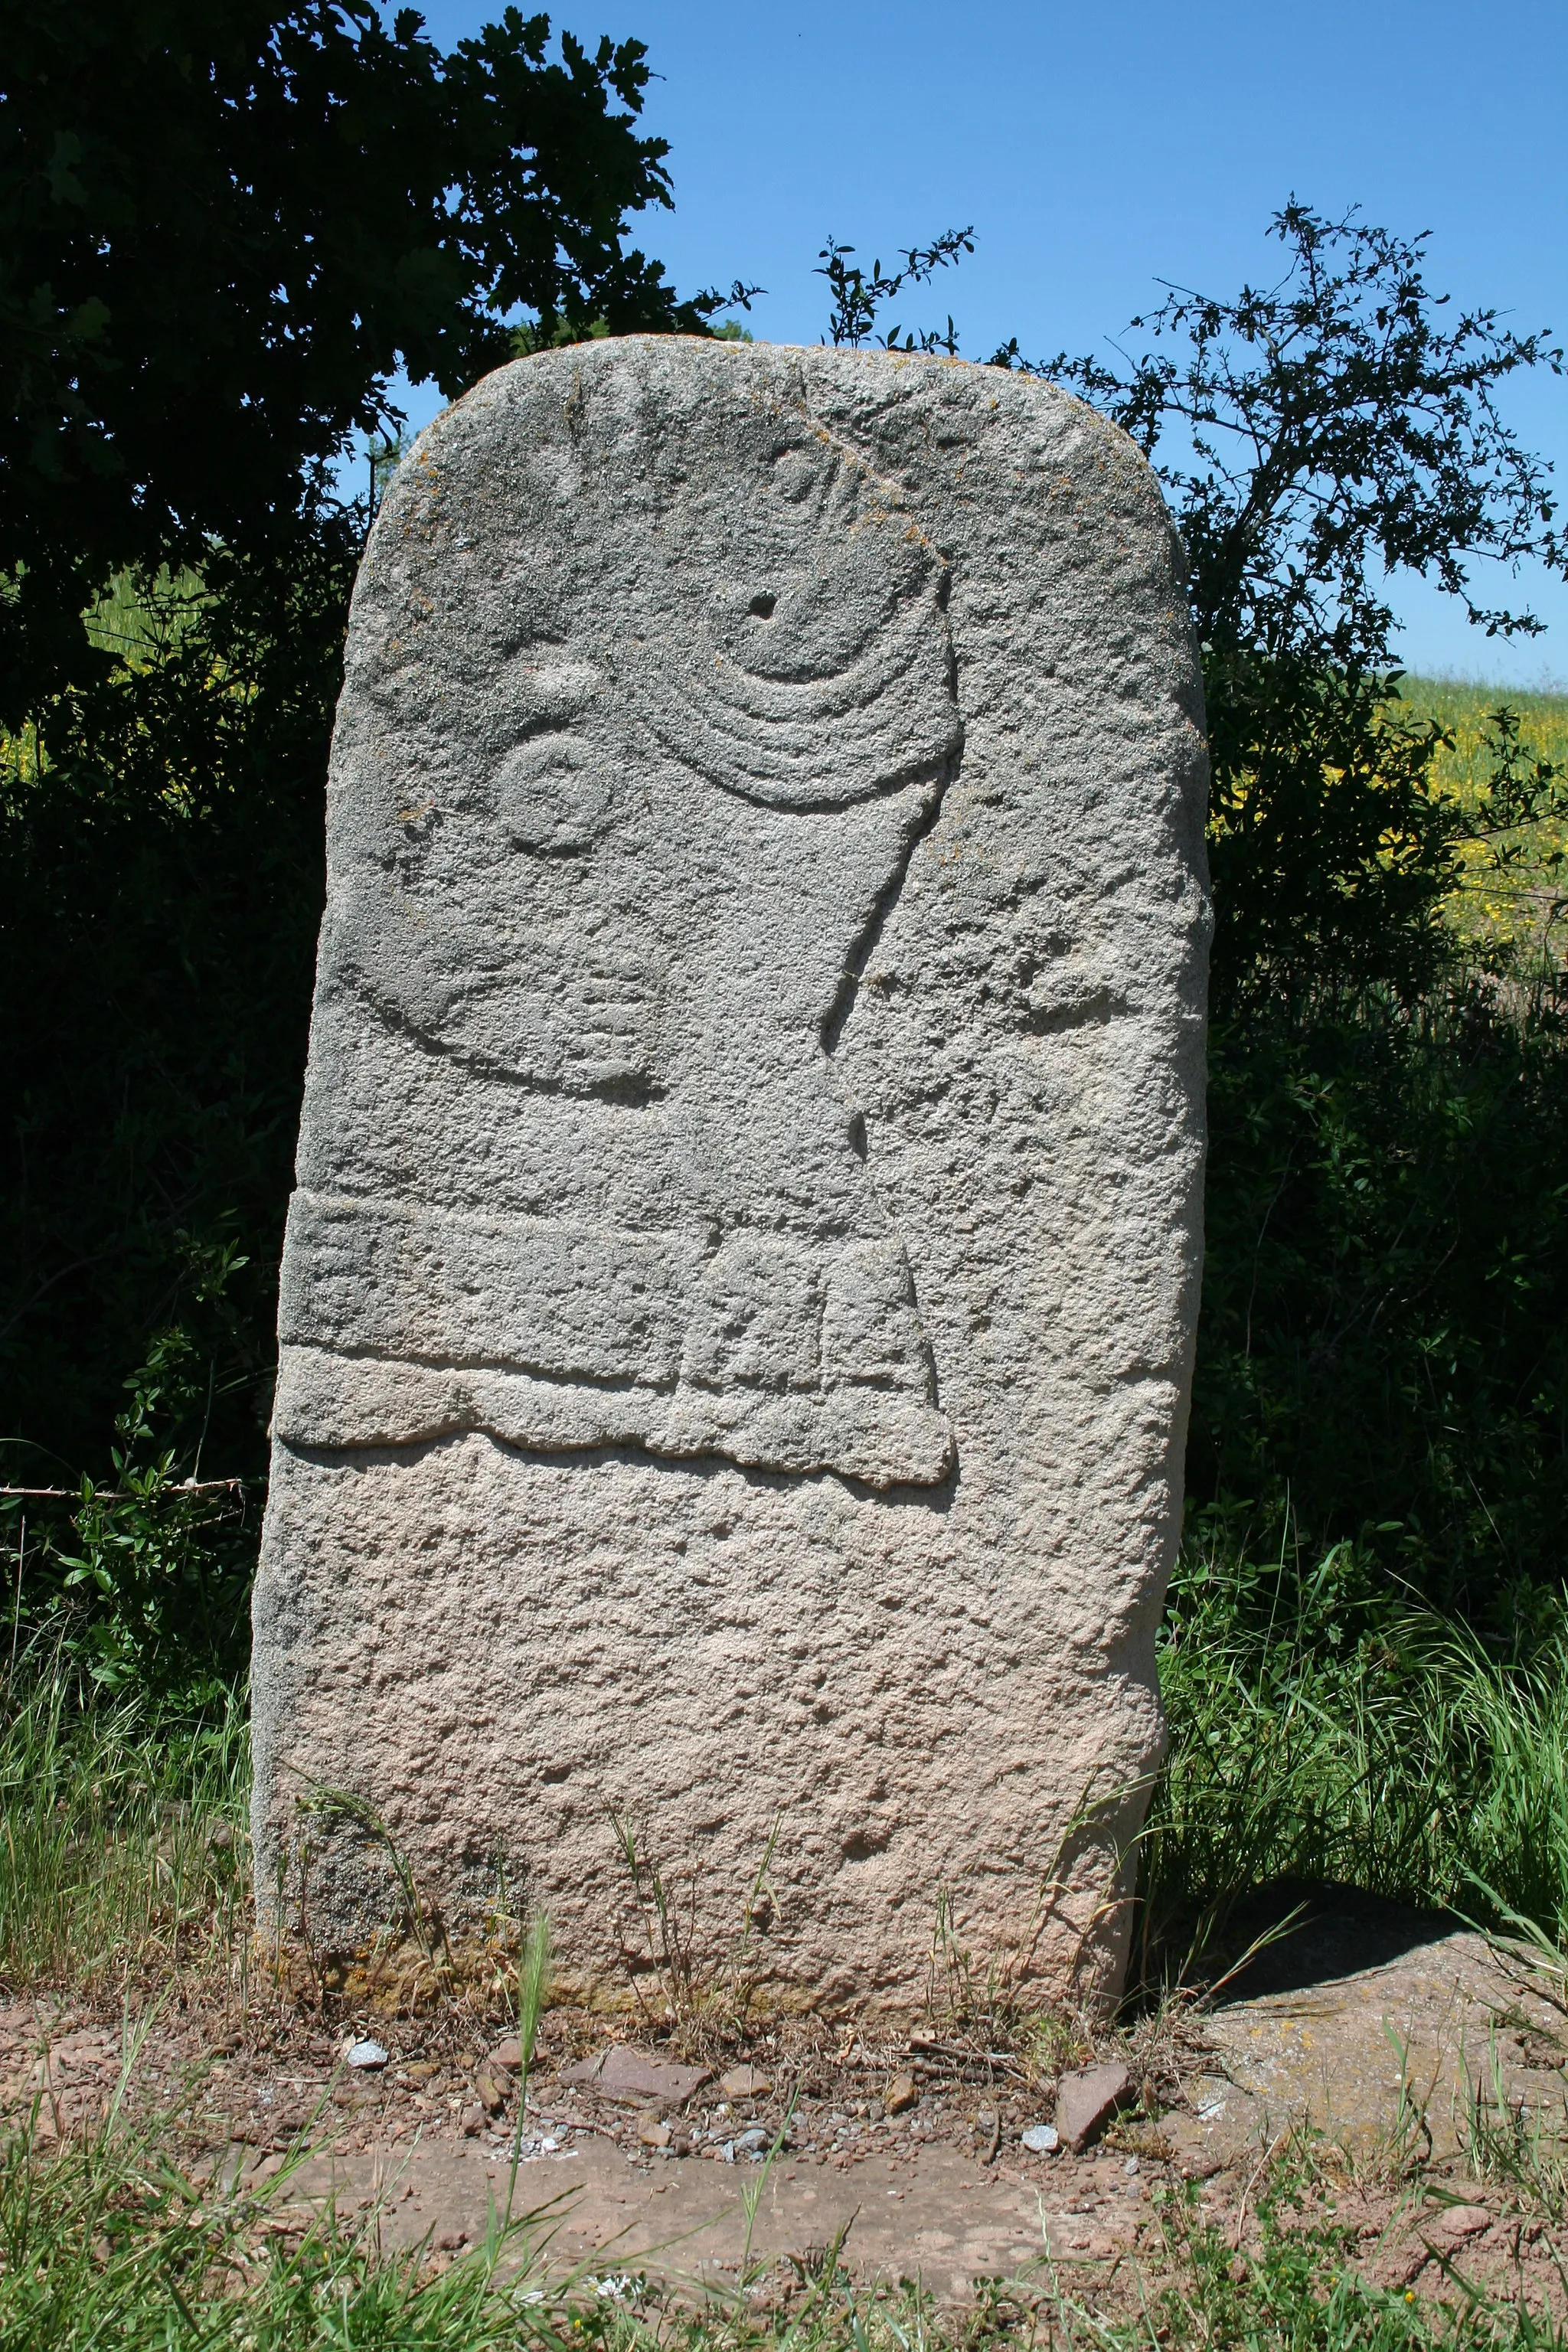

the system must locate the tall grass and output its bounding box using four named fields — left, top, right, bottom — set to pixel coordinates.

left=1141, top=1539, right=1568, bottom=1975
left=0, top=1660, right=247, bottom=1990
